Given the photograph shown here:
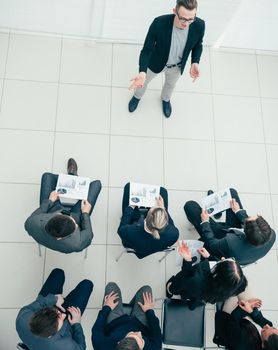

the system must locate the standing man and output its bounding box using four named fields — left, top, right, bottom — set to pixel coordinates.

left=128, top=0, right=205, bottom=118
